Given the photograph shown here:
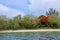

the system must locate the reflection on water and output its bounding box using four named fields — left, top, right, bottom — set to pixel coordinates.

left=0, top=32, right=60, bottom=40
